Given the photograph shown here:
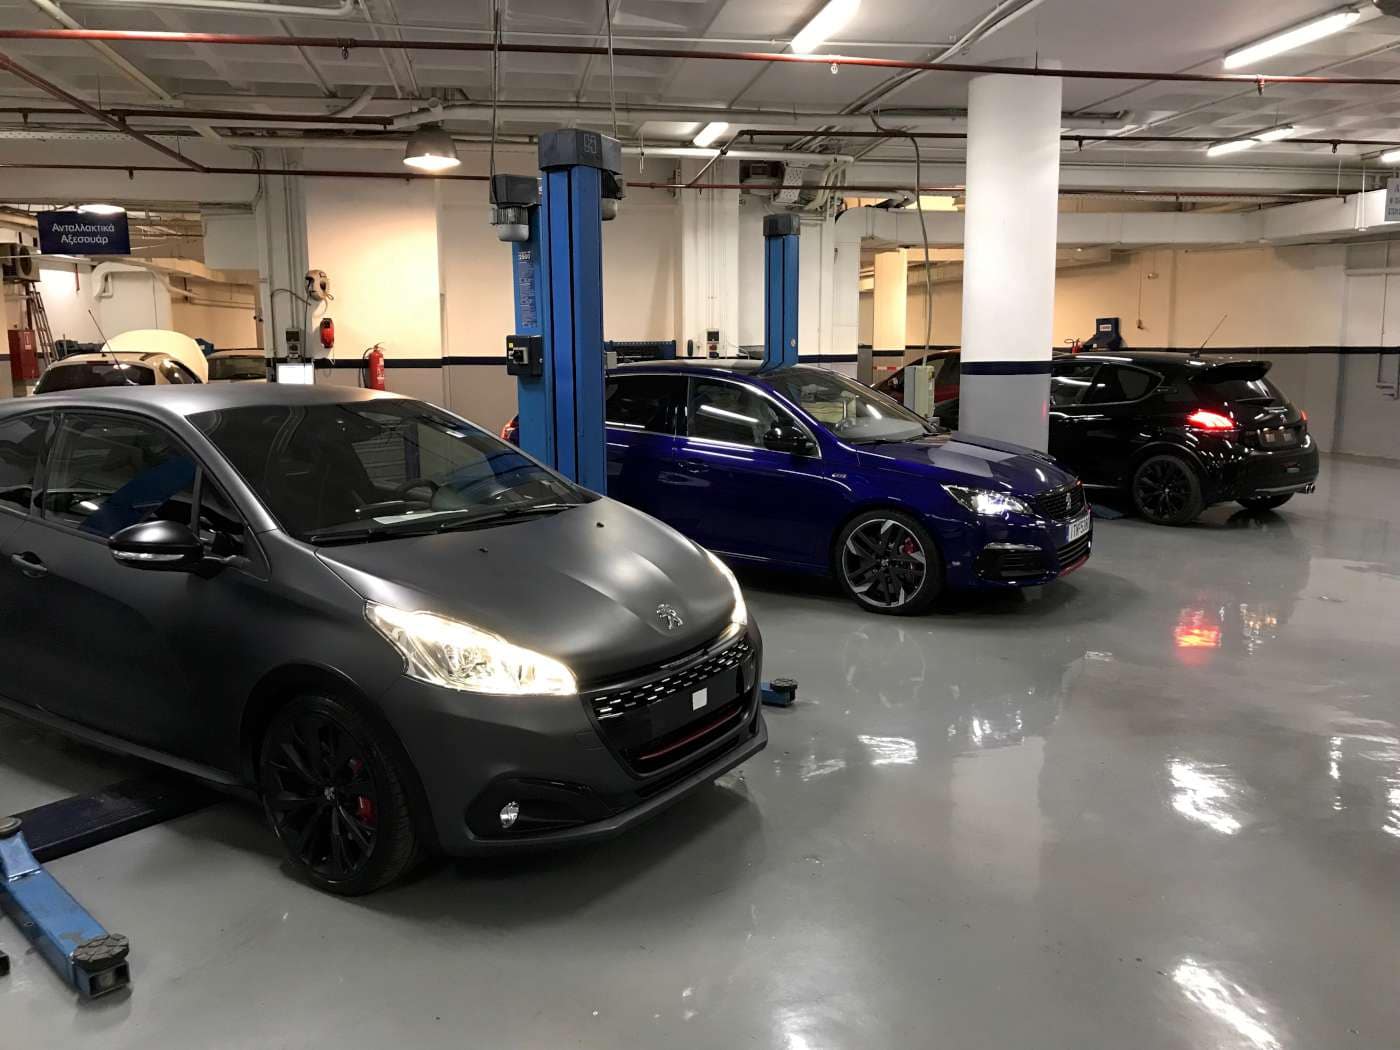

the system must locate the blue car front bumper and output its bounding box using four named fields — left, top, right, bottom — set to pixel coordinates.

left=936, top=509, right=1093, bottom=590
